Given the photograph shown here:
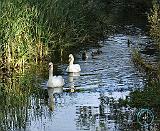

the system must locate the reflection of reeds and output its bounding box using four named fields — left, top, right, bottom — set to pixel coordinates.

left=0, top=75, right=28, bottom=130
left=0, top=63, right=48, bottom=130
